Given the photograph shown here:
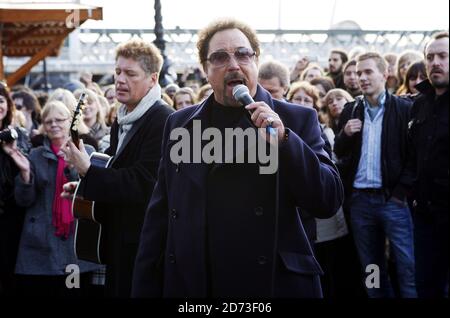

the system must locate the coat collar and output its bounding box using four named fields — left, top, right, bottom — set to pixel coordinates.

left=416, top=79, right=435, bottom=95
left=111, top=99, right=164, bottom=166
left=171, top=84, right=275, bottom=188
left=178, top=84, right=275, bottom=130
left=416, top=79, right=449, bottom=100
left=41, top=137, right=58, bottom=161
